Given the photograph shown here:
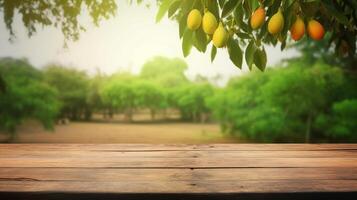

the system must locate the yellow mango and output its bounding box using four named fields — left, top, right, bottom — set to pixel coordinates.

left=187, top=9, right=202, bottom=30
left=213, top=23, right=228, bottom=48
left=268, top=10, right=284, bottom=35
left=202, top=11, right=218, bottom=34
